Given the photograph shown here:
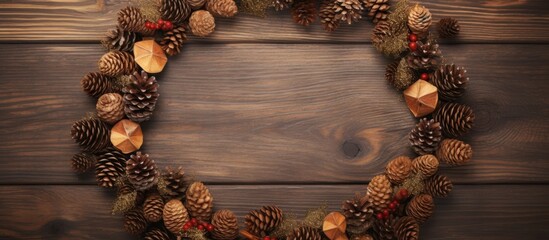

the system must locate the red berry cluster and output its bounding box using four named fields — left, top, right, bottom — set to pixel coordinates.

left=145, top=19, right=173, bottom=31
left=408, top=33, right=418, bottom=52
left=262, top=236, right=278, bottom=240
left=376, top=188, right=409, bottom=220
left=182, top=218, right=215, bottom=232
